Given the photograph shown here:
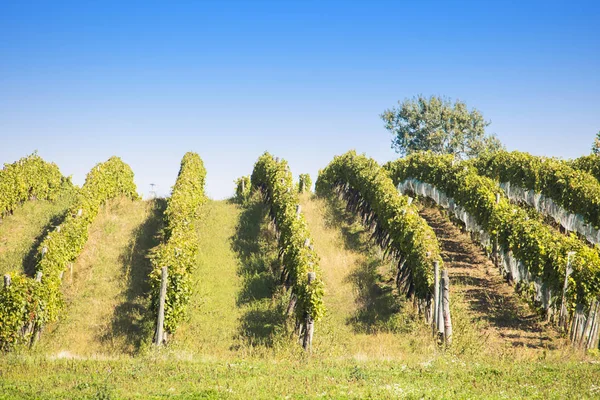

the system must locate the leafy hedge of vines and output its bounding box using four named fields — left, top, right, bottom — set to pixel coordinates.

left=149, top=152, right=206, bottom=335
left=316, top=151, right=442, bottom=301
left=0, top=152, right=71, bottom=217
left=251, top=152, right=325, bottom=322
left=570, top=155, right=600, bottom=184
left=386, top=152, right=600, bottom=311
left=298, top=173, right=312, bottom=193
left=234, top=175, right=251, bottom=203
left=0, top=156, right=139, bottom=350
left=472, top=151, right=600, bottom=230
